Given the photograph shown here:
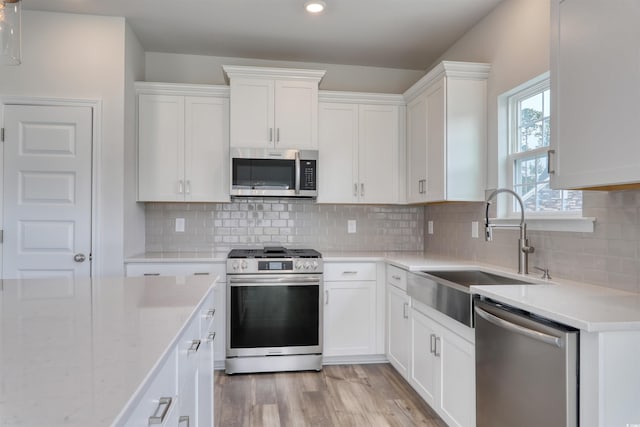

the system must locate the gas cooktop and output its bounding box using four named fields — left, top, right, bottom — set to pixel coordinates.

left=228, top=246, right=322, bottom=259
